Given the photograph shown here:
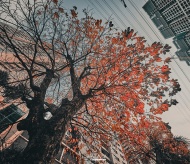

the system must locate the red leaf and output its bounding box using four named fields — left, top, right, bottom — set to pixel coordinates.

left=53, top=0, right=58, bottom=5
left=53, top=12, right=59, bottom=19
left=58, top=7, right=64, bottom=13
left=164, top=57, right=171, bottom=63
